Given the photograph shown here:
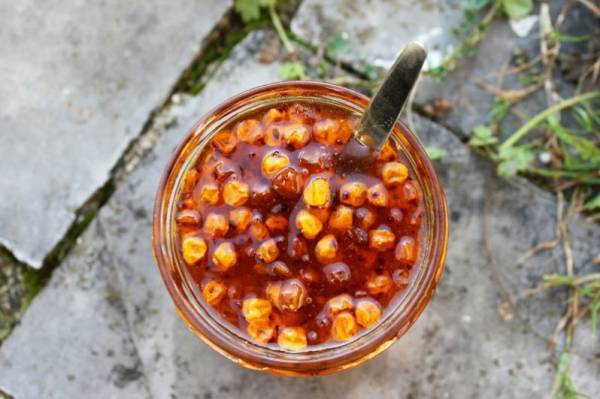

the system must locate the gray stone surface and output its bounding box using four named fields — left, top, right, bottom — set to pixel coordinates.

left=291, top=0, right=464, bottom=70
left=291, top=0, right=594, bottom=138
left=0, top=221, right=150, bottom=398
left=1, top=31, right=599, bottom=398
left=0, top=0, right=231, bottom=268
left=291, top=0, right=503, bottom=134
